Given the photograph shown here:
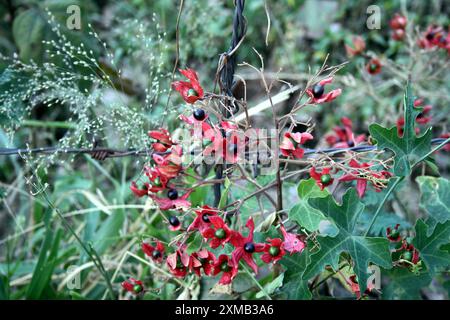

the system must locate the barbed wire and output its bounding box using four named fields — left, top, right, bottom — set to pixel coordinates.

left=1, top=138, right=447, bottom=159
left=213, top=0, right=246, bottom=206
left=0, top=146, right=161, bottom=160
